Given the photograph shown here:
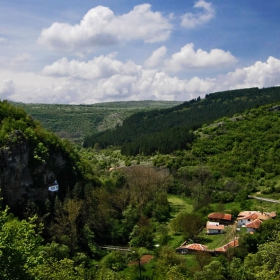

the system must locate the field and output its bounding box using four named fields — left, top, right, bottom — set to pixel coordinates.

left=167, top=194, right=193, bottom=217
